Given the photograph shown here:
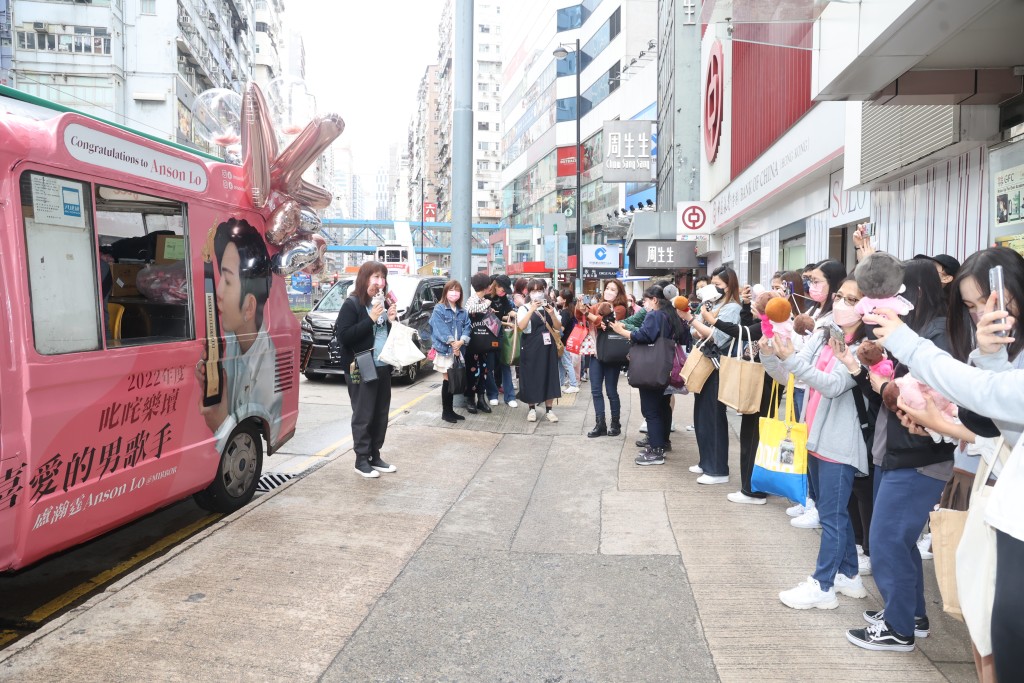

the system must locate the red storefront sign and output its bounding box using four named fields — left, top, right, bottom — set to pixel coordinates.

left=557, top=145, right=580, bottom=177
left=505, top=261, right=552, bottom=275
